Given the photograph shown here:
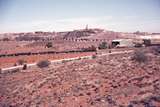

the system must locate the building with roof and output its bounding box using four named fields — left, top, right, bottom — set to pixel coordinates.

left=112, top=39, right=134, bottom=48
